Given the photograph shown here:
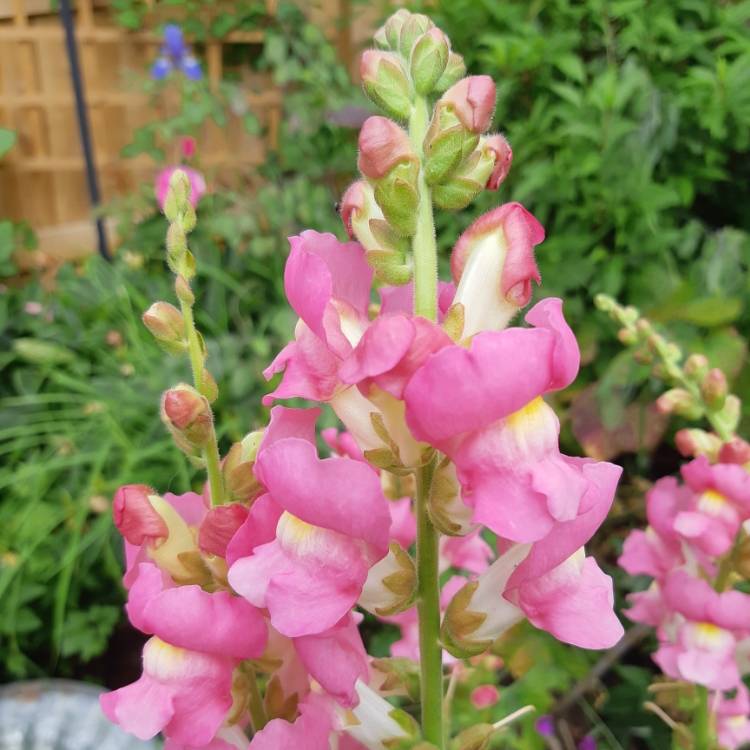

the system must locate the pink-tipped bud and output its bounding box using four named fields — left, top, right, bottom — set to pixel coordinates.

left=180, top=136, right=196, bottom=159
left=656, top=388, right=702, bottom=418
left=113, top=484, right=167, bottom=546
left=470, top=684, right=500, bottom=709
left=675, top=428, right=722, bottom=459
left=340, top=180, right=367, bottom=239
left=161, top=384, right=212, bottom=449
left=198, top=503, right=249, bottom=557
left=701, top=368, right=728, bottom=409
left=451, top=203, right=544, bottom=335
left=683, top=353, right=709, bottom=380
left=358, top=116, right=415, bottom=180
left=142, top=301, right=185, bottom=345
left=719, top=437, right=750, bottom=465
left=442, top=75, right=496, bottom=134
left=484, top=134, right=513, bottom=190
